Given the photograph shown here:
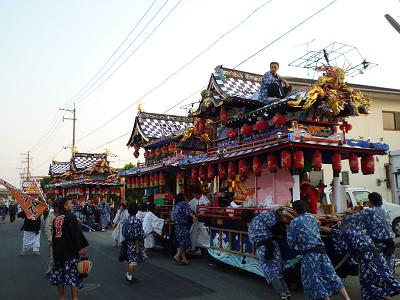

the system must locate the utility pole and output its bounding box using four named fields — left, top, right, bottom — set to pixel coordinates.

left=60, top=103, right=77, bottom=151
left=21, top=151, right=32, bottom=179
